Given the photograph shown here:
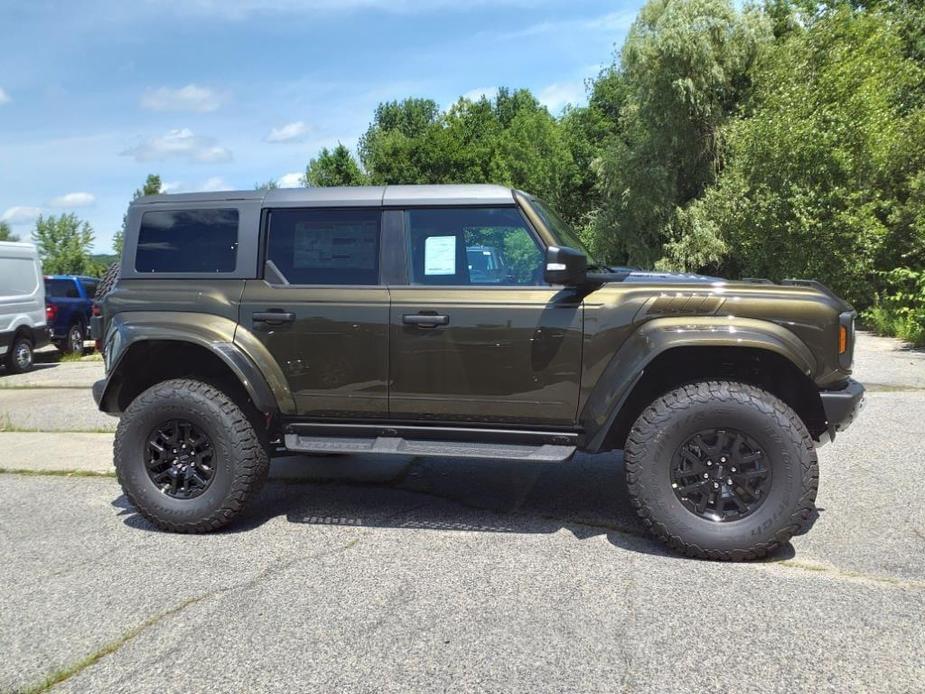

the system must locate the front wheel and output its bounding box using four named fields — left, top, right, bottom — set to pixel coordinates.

left=5, top=335, right=34, bottom=373
left=114, top=379, right=269, bottom=533
left=624, top=380, right=818, bottom=561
